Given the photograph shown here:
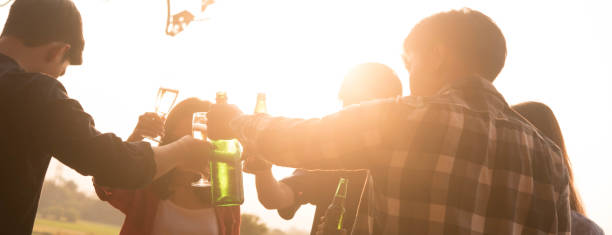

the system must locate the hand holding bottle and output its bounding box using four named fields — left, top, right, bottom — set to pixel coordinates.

left=177, top=135, right=213, bottom=174
left=151, top=135, right=212, bottom=180
left=128, top=112, right=165, bottom=142
left=243, top=92, right=272, bottom=174
left=316, top=178, right=349, bottom=235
